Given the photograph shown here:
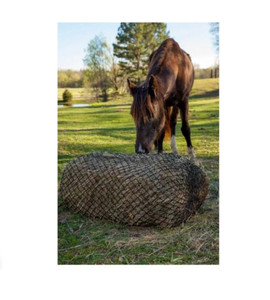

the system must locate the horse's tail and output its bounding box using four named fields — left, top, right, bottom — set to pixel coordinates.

left=164, top=107, right=172, bottom=140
